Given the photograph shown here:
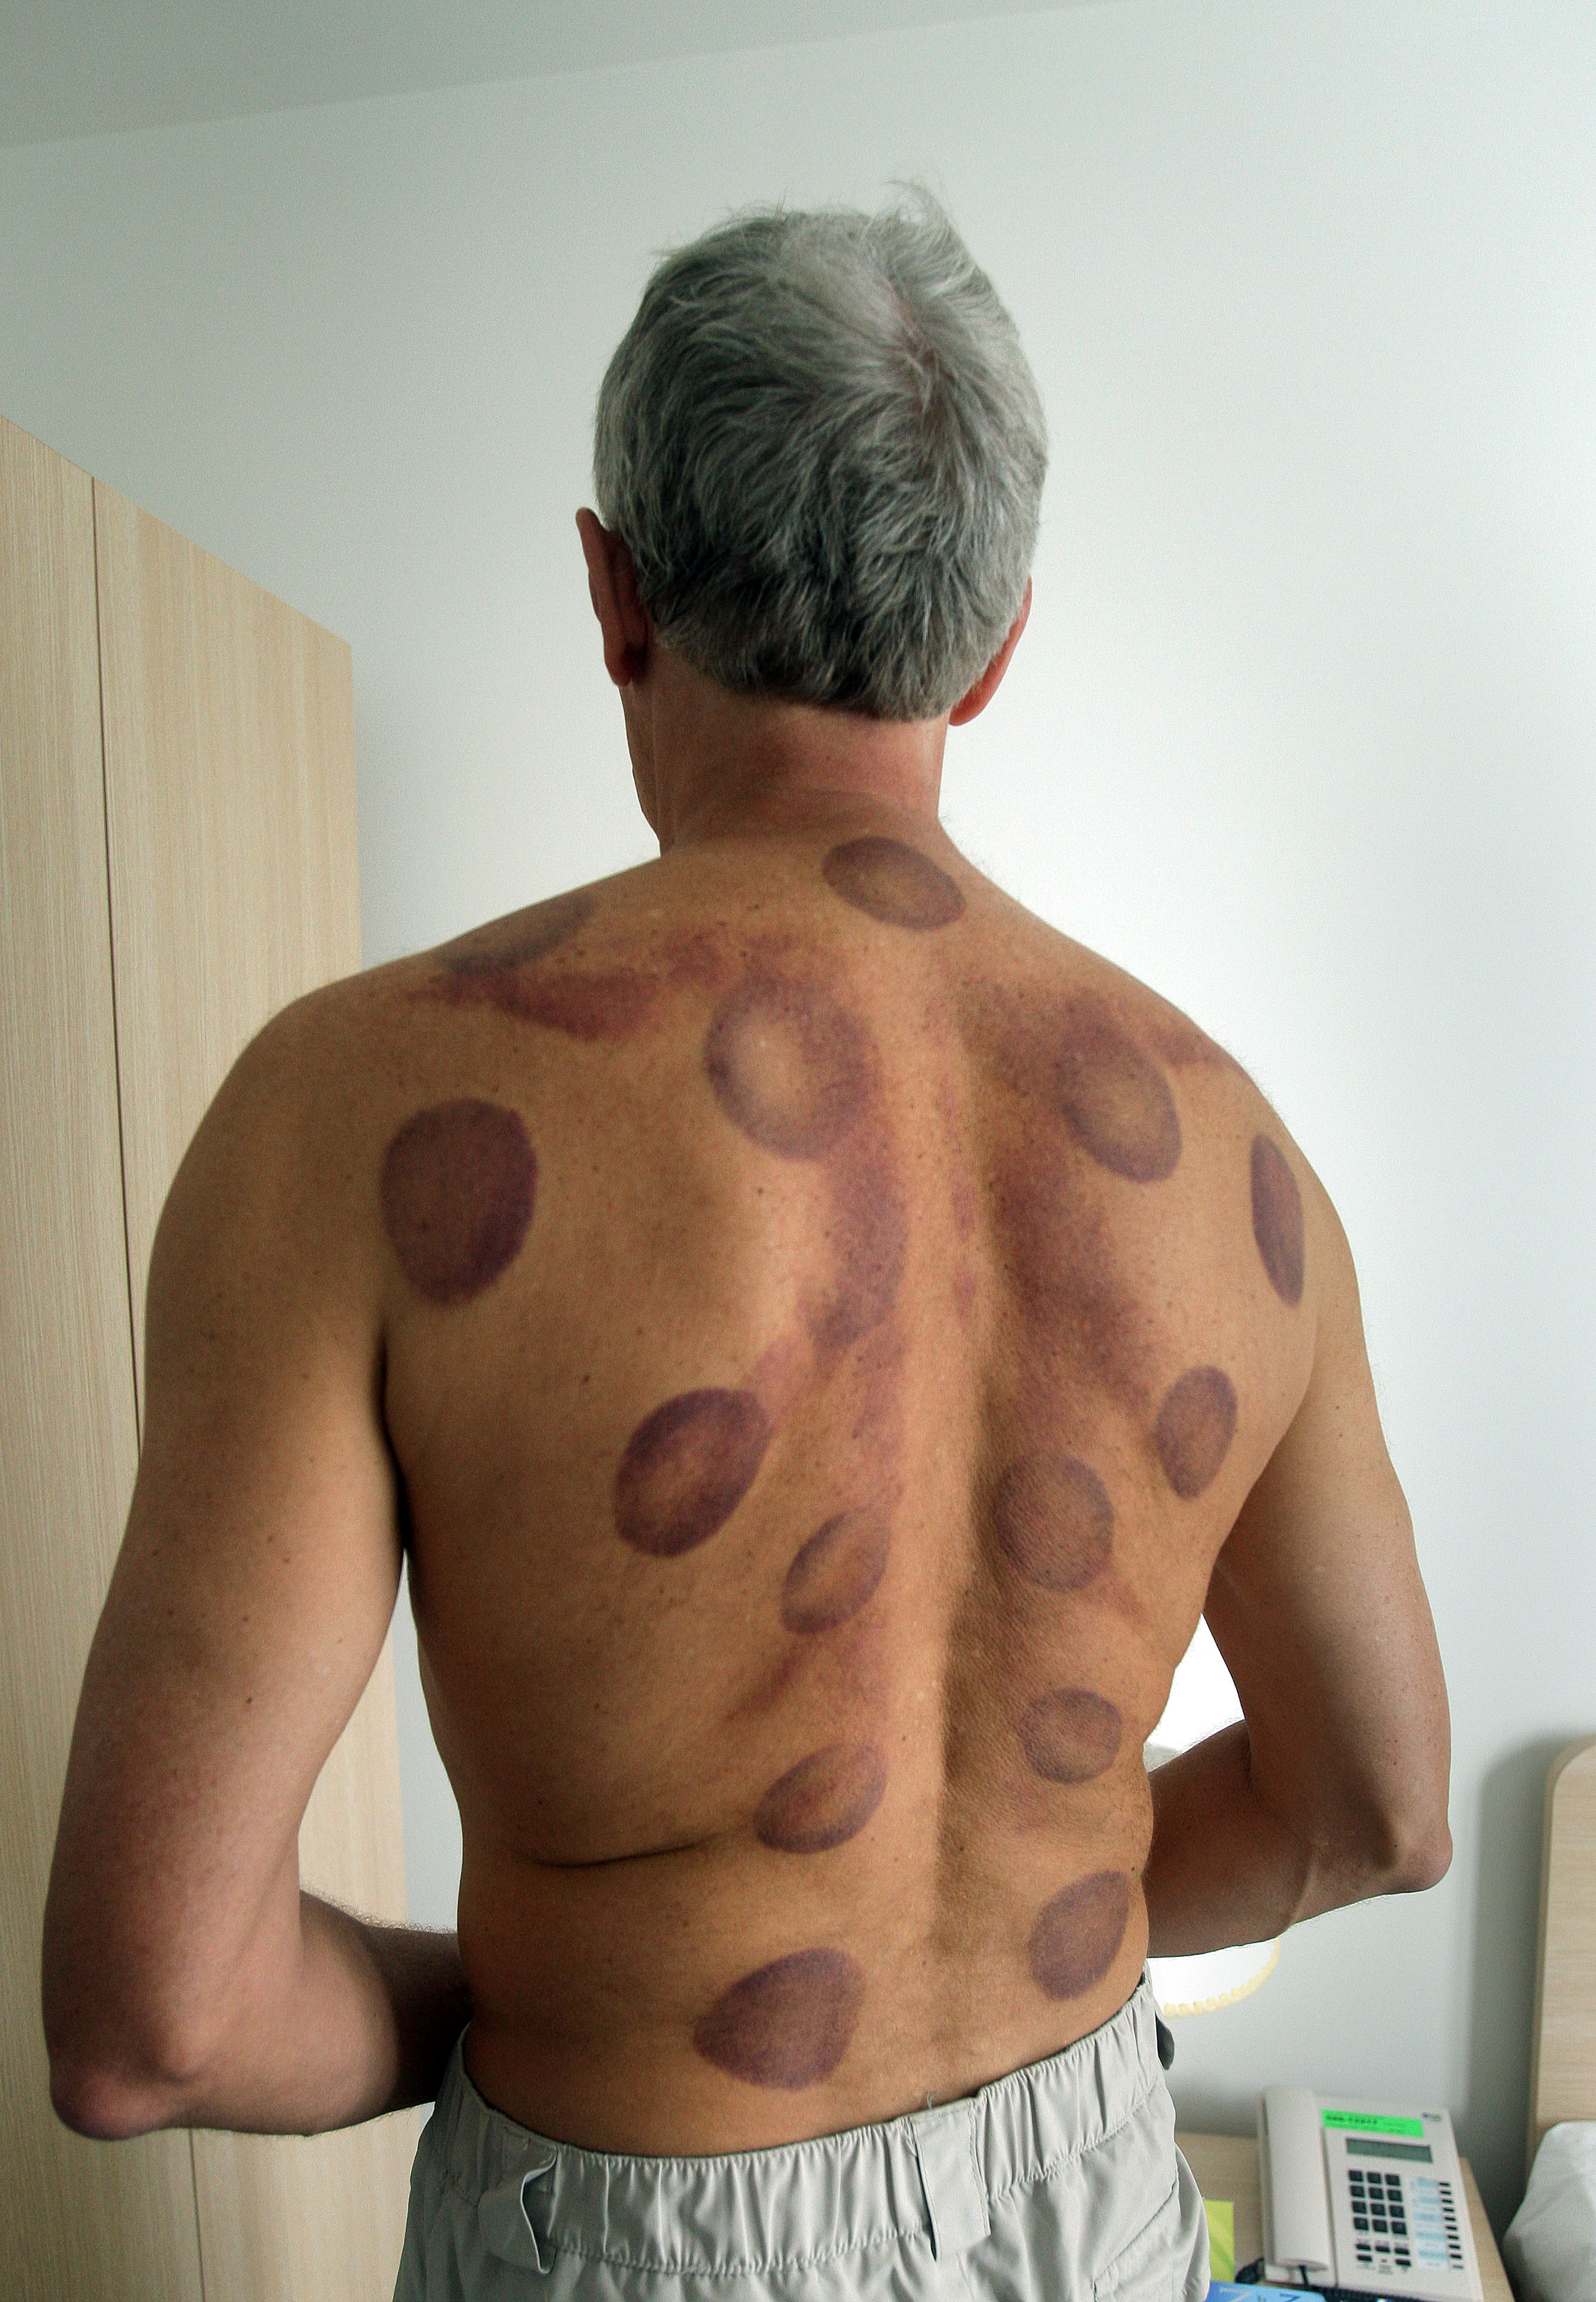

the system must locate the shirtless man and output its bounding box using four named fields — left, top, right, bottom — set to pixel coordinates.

left=43, top=195, right=1451, bottom=2302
